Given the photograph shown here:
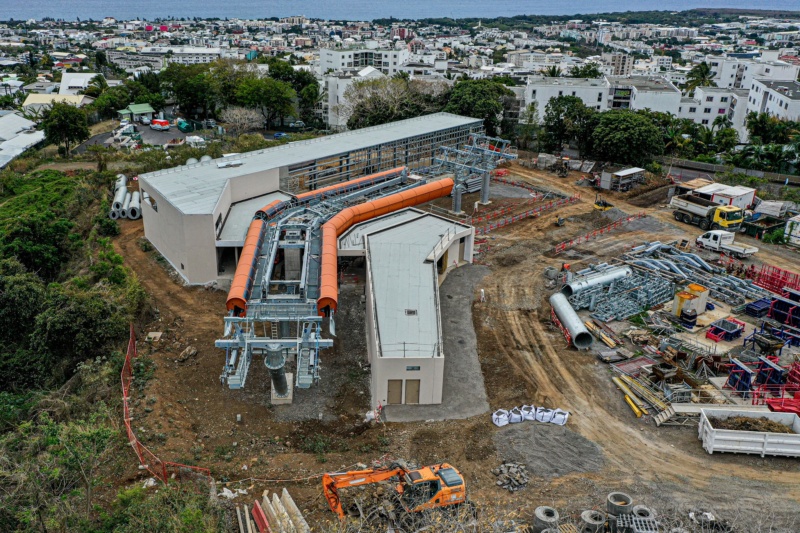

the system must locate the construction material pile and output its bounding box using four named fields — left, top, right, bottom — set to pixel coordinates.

left=709, top=416, right=793, bottom=434
left=109, top=174, right=142, bottom=220
left=492, top=405, right=569, bottom=427
left=492, top=462, right=529, bottom=492
left=336, top=481, right=406, bottom=522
